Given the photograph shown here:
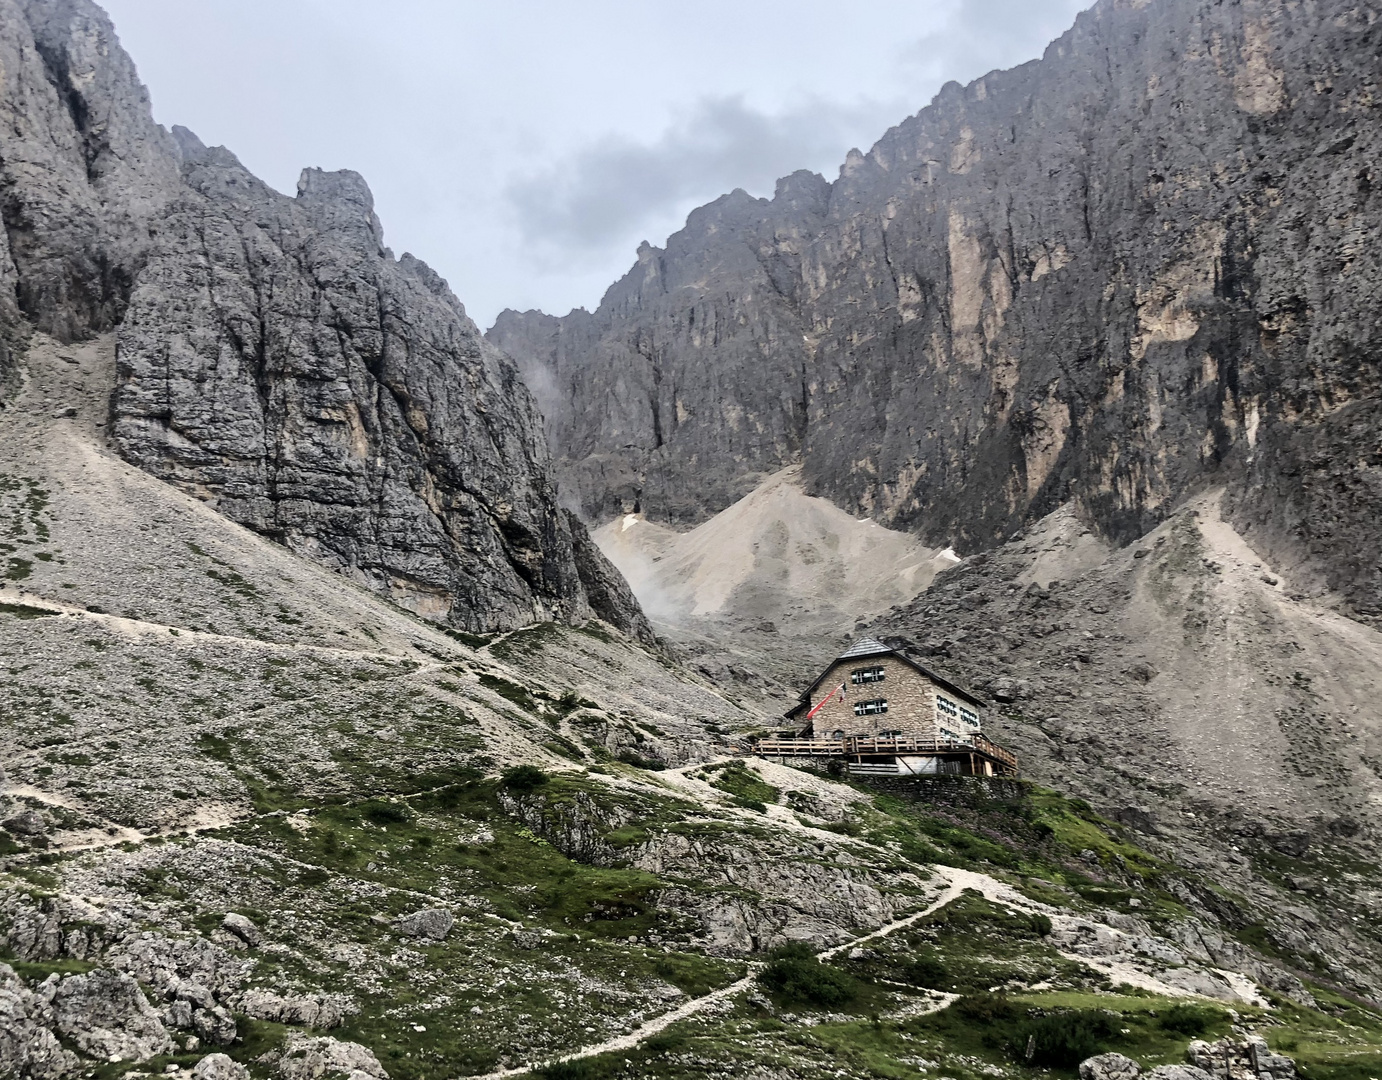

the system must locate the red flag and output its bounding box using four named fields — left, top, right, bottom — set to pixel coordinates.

left=806, top=682, right=846, bottom=722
